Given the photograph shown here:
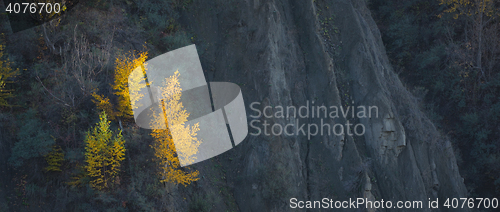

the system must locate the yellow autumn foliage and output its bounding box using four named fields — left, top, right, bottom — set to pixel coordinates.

left=112, top=52, right=148, bottom=119
left=91, top=92, right=116, bottom=120
left=44, top=145, right=64, bottom=172
left=438, top=0, right=499, bottom=18
left=84, top=111, right=126, bottom=190
left=0, top=34, right=19, bottom=107
left=150, top=71, right=201, bottom=186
